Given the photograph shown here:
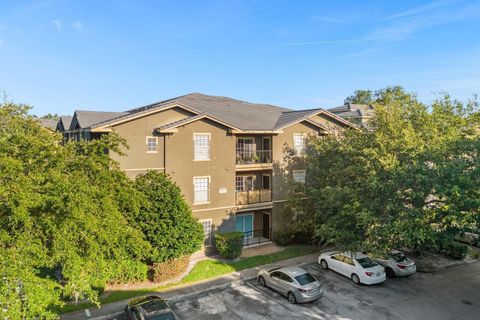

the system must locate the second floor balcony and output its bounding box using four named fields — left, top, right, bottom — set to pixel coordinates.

left=236, top=149, right=272, bottom=165
left=235, top=189, right=272, bottom=205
